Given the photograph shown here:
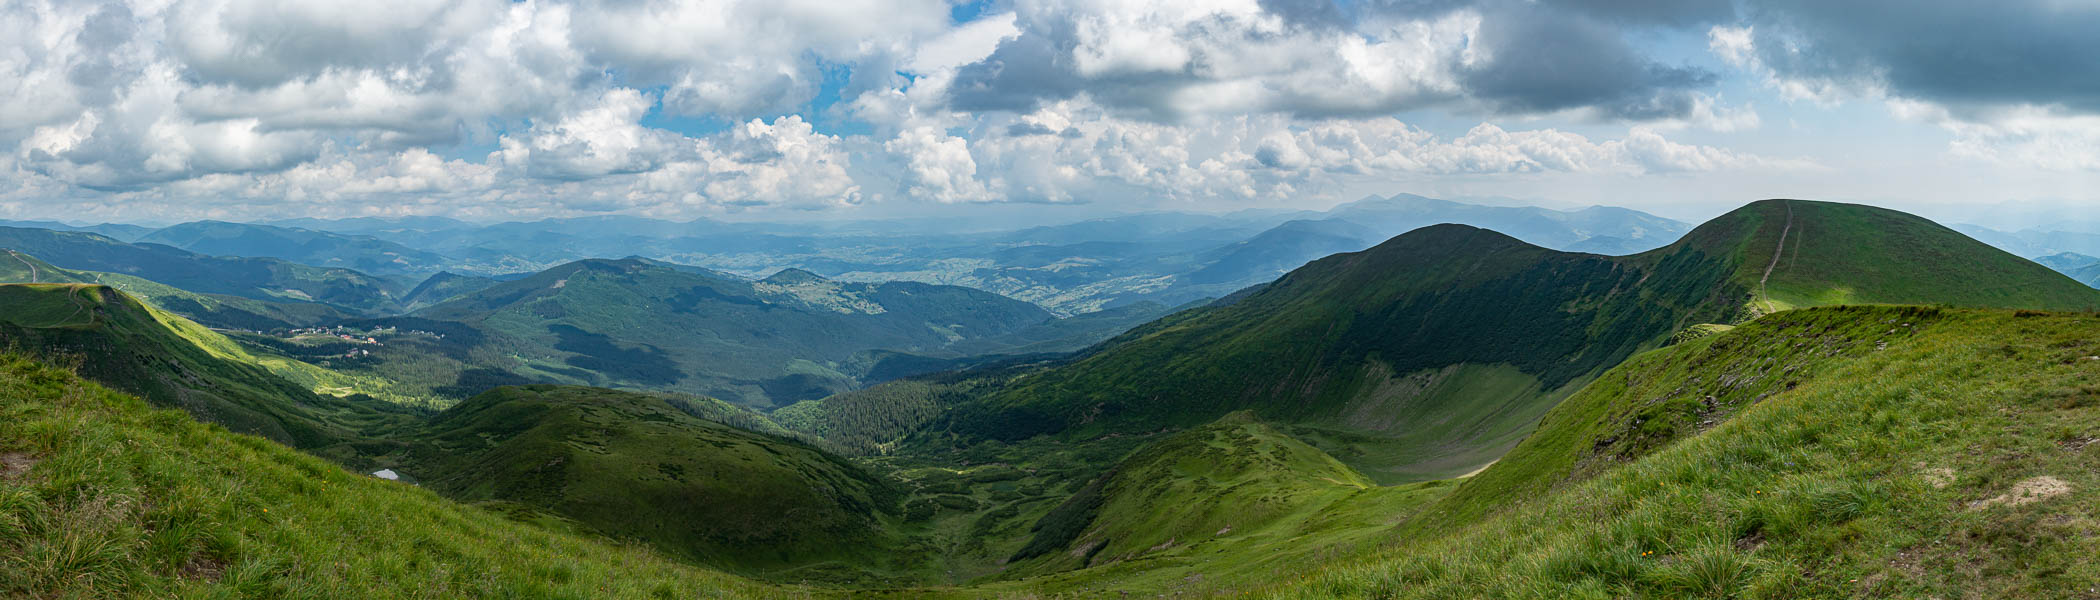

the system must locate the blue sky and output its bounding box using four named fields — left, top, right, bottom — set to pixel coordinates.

left=0, top=0, right=2094, bottom=227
